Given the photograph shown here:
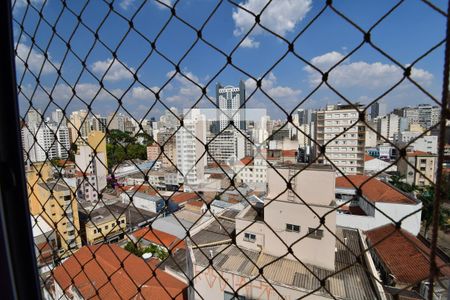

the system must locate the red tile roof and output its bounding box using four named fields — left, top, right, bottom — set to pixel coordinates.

left=118, top=185, right=158, bottom=196
left=365, top=224, right=450, bottom=285
left=186, top=200, right=204, bottom=208
left=53, top=244, right=187, bottom=299
left=169, top=192, right=200, bottom=204
left=364, top=154, right=375, bottom=162
left=335, top=175, right=416, bottom=204
left=240, top=156, right=254, bottom=165
left=282, top=149, right=297, bottom=157
left=132, top=228, right=185, bottom=252
left=407, top=151, right=435, bottom=157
